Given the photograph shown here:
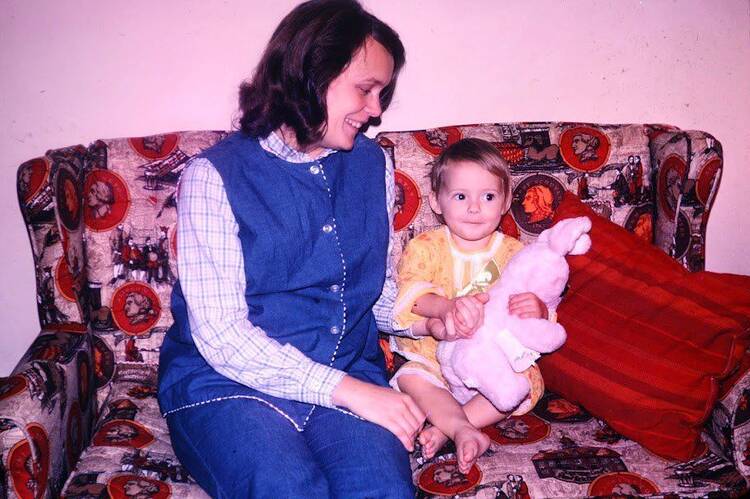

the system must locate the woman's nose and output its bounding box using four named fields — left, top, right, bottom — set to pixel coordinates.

left=366, top=94, right=382, bottom=118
